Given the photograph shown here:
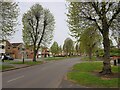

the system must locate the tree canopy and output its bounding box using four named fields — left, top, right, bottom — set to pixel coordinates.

left=50, top=41, right=59, bottom=56
left=22, top=4, right=55, bottom=61
left=80, top=26, right=102, bottom=60
left=67, top=1, right=120, bottom=74
left=63, top=38, right=74, bottom=56
left=0, top=1, right=19, bottom=40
